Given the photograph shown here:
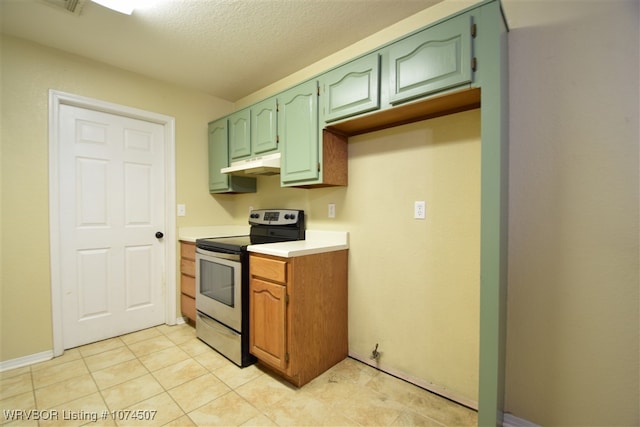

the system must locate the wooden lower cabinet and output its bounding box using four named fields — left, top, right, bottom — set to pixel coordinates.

left=249, top=250, right=348, bottom=387
left=179, top=241, right=197, bottom=323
